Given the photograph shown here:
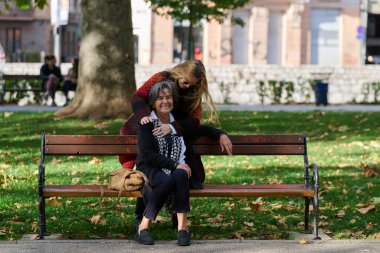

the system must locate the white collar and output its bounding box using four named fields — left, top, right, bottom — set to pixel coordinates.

left=150, top=110, right=175, bottom=123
